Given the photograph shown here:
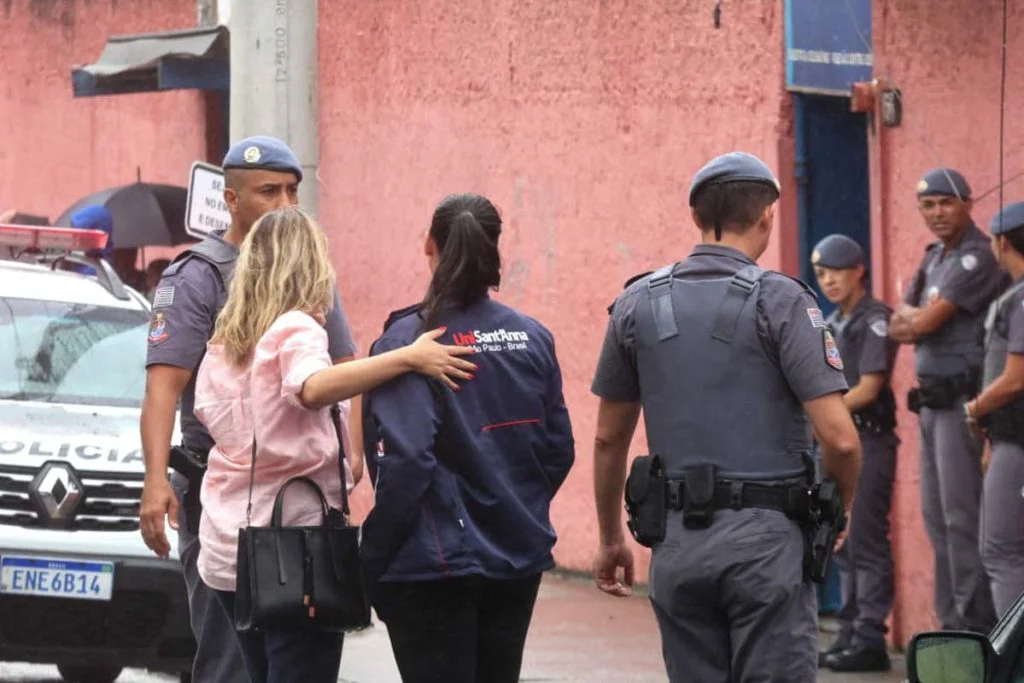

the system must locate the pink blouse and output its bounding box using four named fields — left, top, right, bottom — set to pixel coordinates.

left=194, top=311, right=353, bottom=592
